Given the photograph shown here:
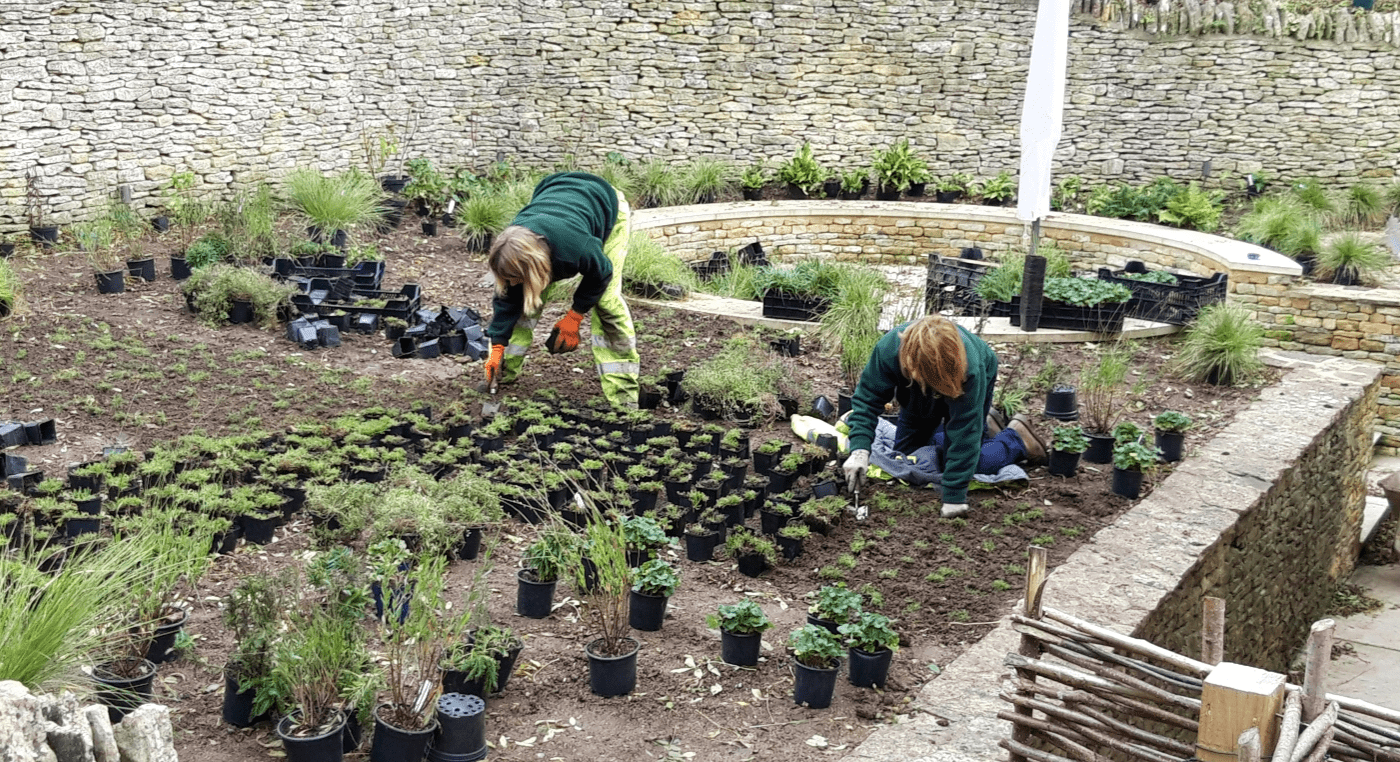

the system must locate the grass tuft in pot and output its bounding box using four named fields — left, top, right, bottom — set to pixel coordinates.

left=1172, top=303, right=1263, bottom=386
left=680, top=158, right=735, bottom=204
left=621, top=232, right=699, bottom=299
left=1338, top=183, right=1386, bottom=228
left=1317, top=233, right=1390, bottom=286
left=631, top=159, right=684, bottom=208
left=285, top=167, right=386, bottom=240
